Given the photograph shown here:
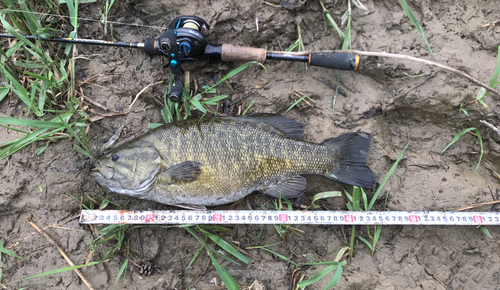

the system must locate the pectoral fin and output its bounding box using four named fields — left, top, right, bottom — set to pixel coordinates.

left=163, top=161, right=202, bottom=183
left=263, top=175, right=306, bottom=198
